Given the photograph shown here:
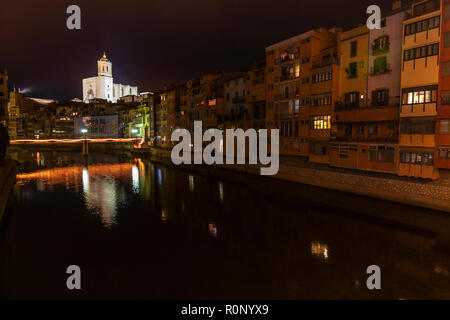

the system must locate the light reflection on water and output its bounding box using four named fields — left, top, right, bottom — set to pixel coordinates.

left=16, top=162, right=136, bottom=228
left=5, top=150, right=450, bottom=299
